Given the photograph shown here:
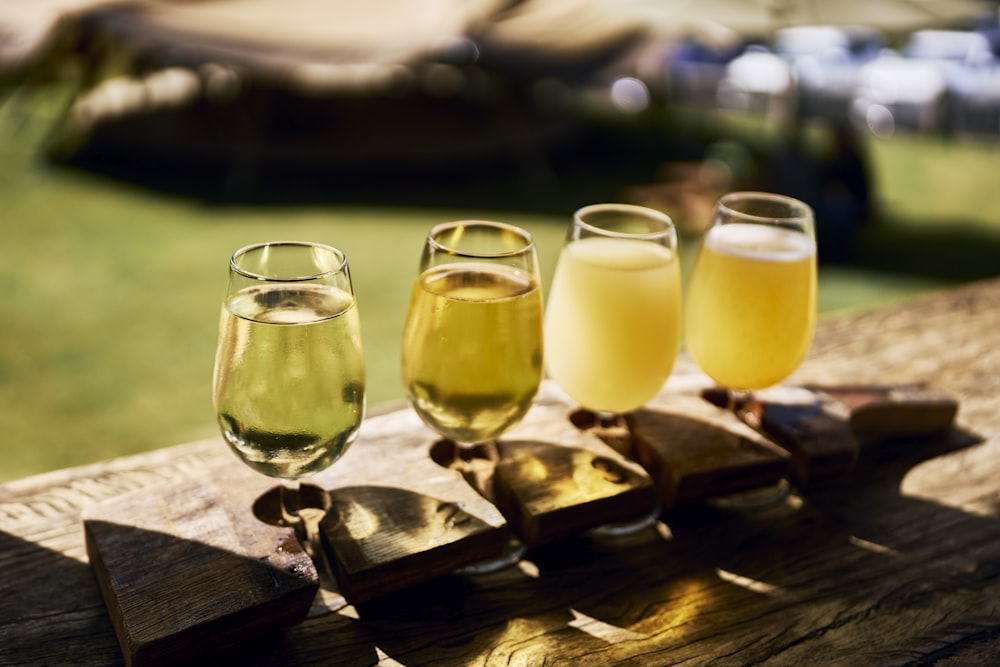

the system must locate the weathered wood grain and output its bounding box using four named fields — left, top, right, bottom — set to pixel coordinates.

left=807, top=382, right=960, bottom=441
left=319, top=400, right=656, bottom=601
left=741, top=385, right=860, bottom=485
left=2, top=277, right=999, bottom=666
left=491, top=403, right=656, bottom=547
left=83, top=462, right=319, bottom=667
left=629, top=393, right=790, bottom=506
